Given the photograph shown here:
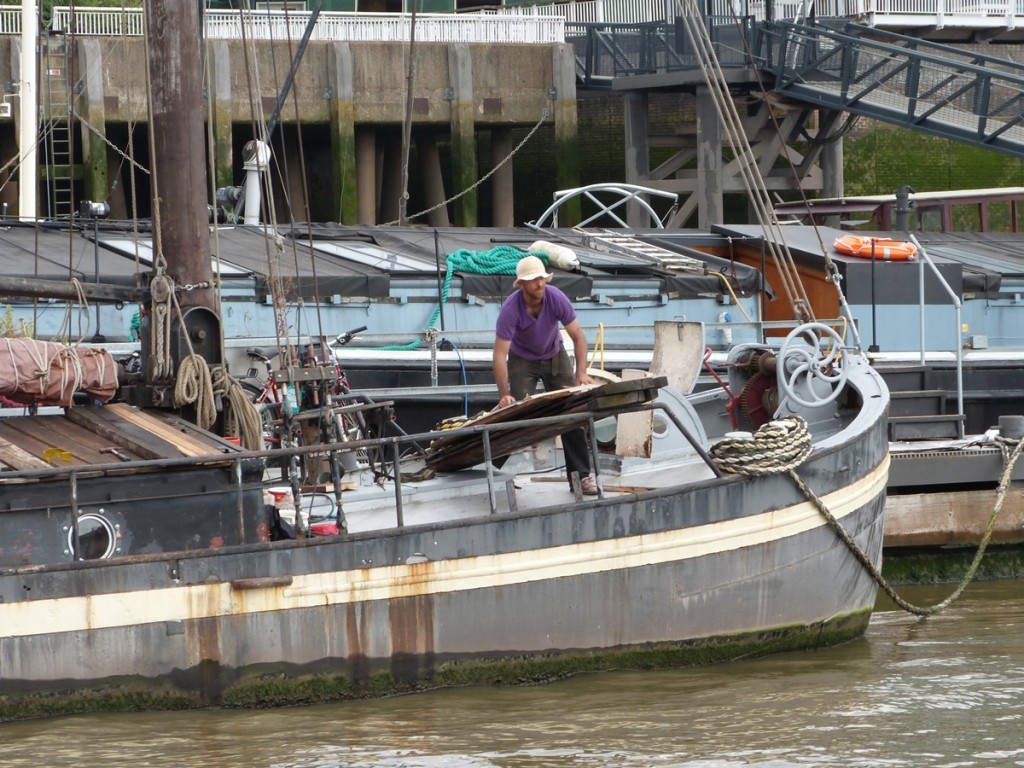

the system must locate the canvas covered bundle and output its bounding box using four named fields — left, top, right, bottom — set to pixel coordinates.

left=0, top=338, right=118, bottom=406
